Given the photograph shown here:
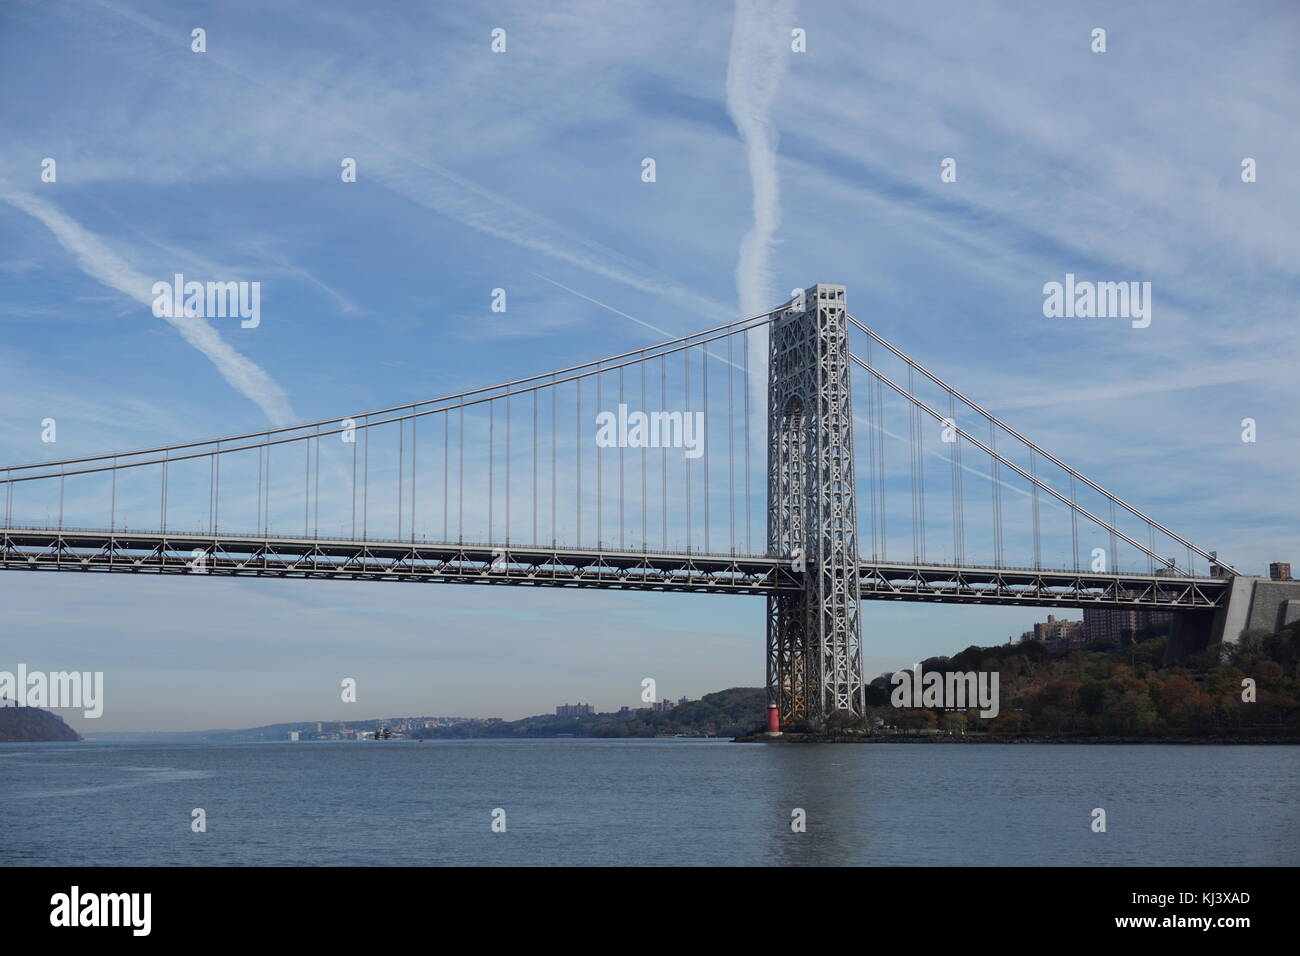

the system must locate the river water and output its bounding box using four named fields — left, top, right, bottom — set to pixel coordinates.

left=2, top=739, right=1295, bottom=866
